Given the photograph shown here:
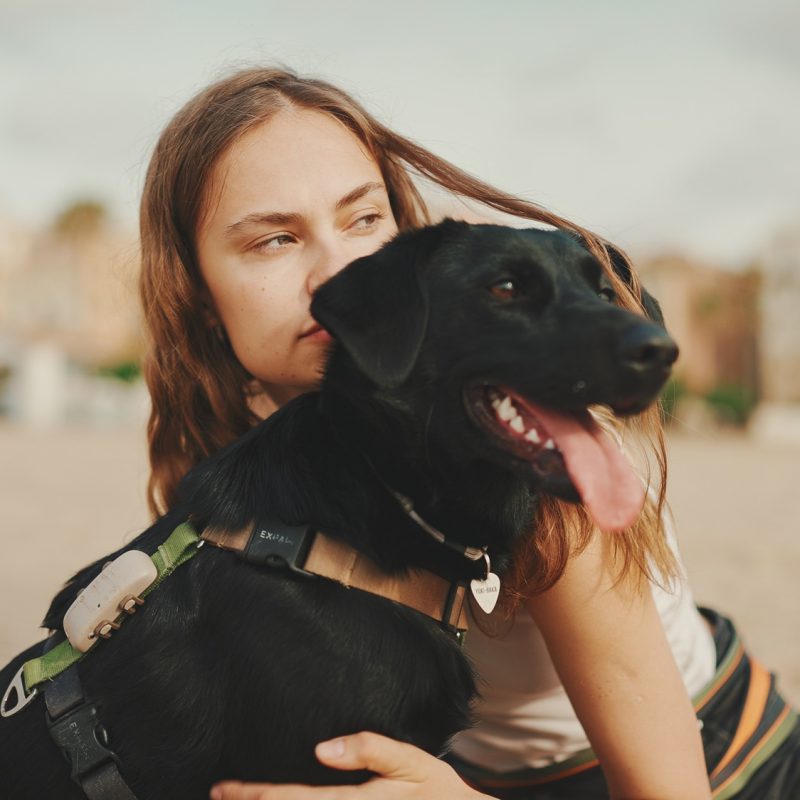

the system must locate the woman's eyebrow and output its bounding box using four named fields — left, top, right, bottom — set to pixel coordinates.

left=225, top=210, right=301, bottom=238
left=225, top=182, right=387, bottom=239
left=334, top=181, right=386, bottom=211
